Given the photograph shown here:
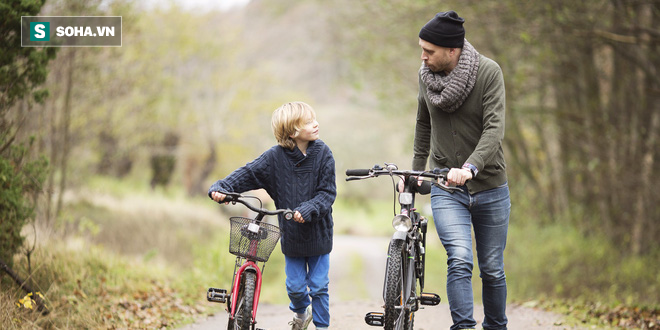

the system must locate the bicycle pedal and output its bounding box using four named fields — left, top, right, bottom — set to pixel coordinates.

left=365, top=312, right=384, bottom=326
left=419, top=292, right=441, bottom=306
left=206, top=287, right=228, bottom=303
